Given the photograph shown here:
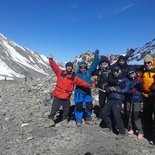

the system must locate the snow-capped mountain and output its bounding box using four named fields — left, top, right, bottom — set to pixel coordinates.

left=0, top=33, right=52, bottom=80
